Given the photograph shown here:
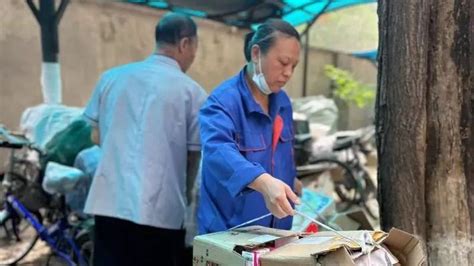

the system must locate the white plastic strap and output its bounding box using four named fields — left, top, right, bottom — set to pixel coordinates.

left=228, top=213, right=272, bottom=231
left=294, top=210, right=363, bottom=247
